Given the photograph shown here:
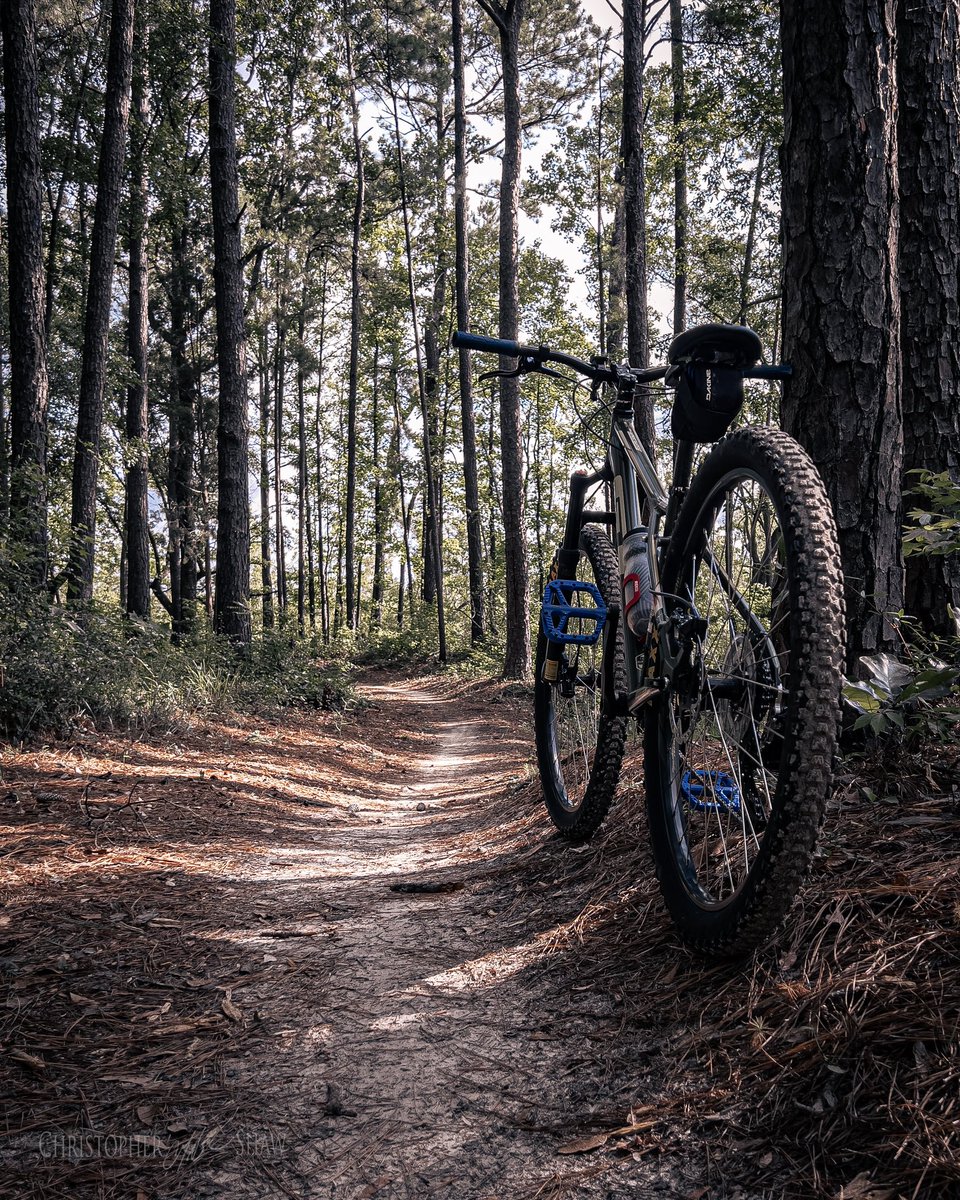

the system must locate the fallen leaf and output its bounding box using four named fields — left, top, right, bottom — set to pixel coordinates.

left=833, top=1173, right=895, bottom=1200
left=221, top=993, right=242, bottom=1022
left=557, top=1132, right=610, bottom=1155
left=10, top=1048, right=45, bottom=1071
